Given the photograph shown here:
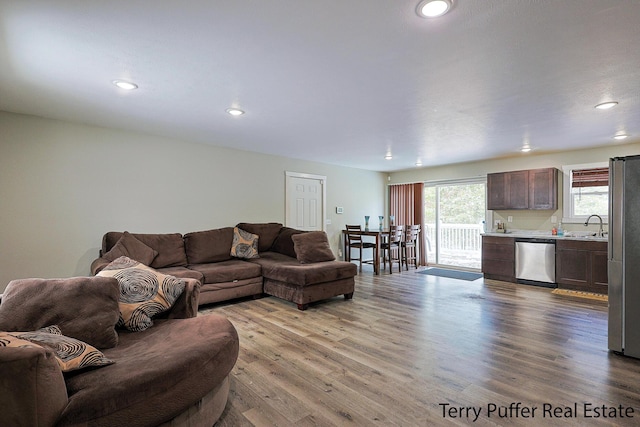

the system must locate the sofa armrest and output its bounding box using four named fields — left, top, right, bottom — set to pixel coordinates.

left=0, top=346, right=68, bottom=427
left=90, top=257, right=111, bottom=275
left=161, top=278, right=201, bottom=319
